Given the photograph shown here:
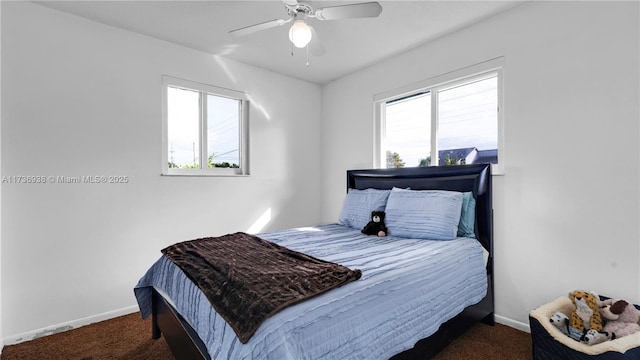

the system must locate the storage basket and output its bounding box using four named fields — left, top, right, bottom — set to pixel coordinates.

left=529, top=296, right=640, bottom=360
